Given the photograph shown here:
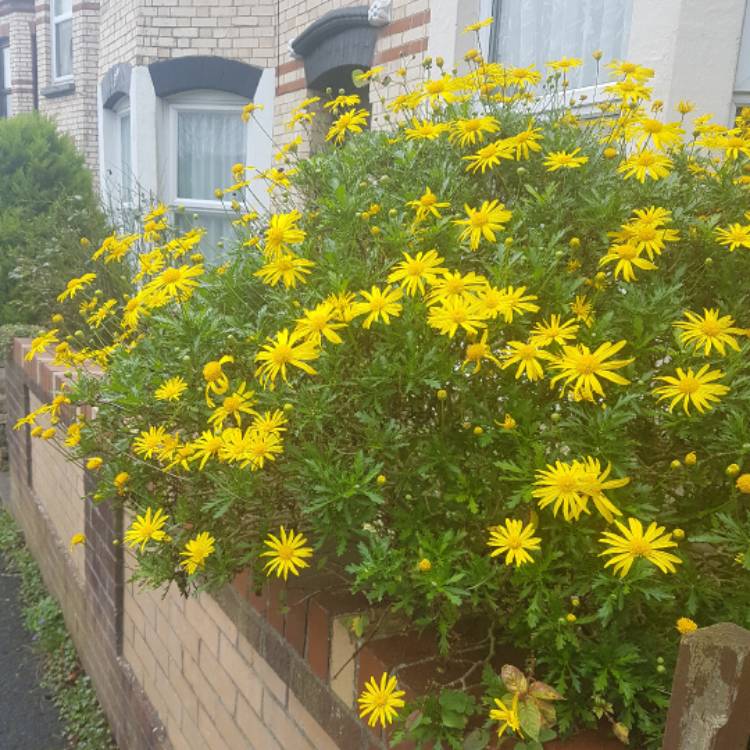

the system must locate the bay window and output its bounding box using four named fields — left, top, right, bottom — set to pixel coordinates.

left=52, top=0, right=73, bottom=81
left=490, top=0, right=633, bottom=92
left=1, top=43, right=10, bottom=118
left=168, top=93, right=248, bottom=257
